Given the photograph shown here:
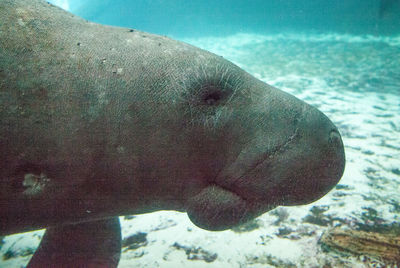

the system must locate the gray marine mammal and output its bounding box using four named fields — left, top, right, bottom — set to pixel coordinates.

left=0, top=0, right=345, bottom=266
